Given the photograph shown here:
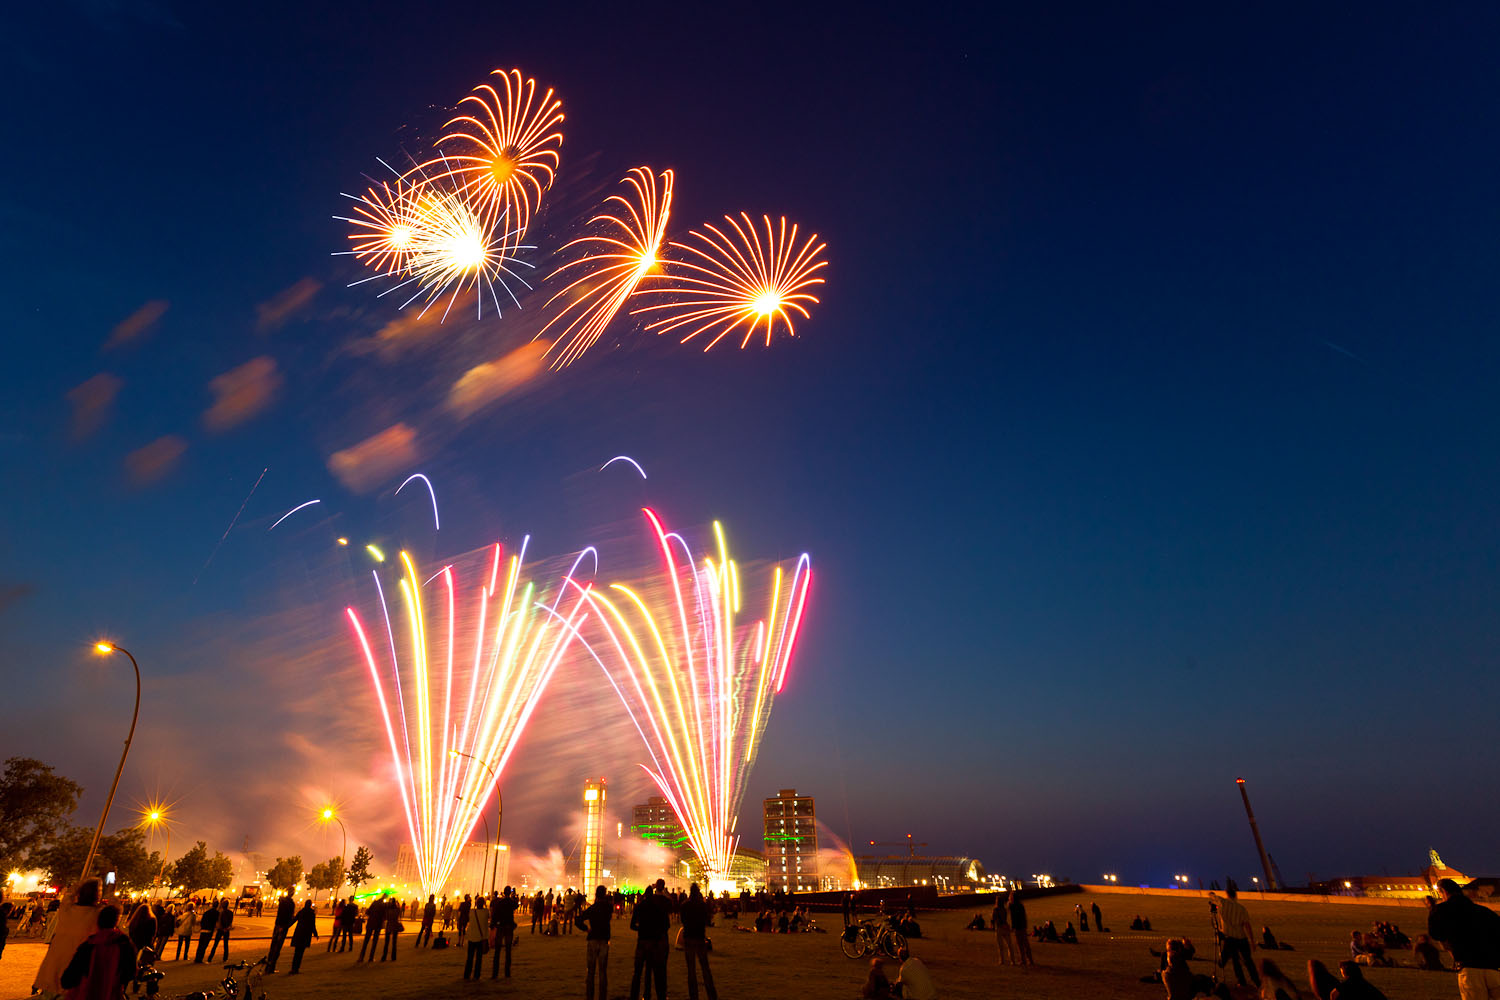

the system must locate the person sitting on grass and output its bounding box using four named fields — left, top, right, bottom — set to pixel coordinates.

left=1160, top=938, right=1221, bottom=1000
left=1061, top=922, right=1078, bottom=944
left=861, top=958, right=893, bottom=999
left=1259, top=957, right=1305, bottom=999
left=965, top=913, right=985, bottom=931
left=1329, top=960, right=1387, bottom=1000
left=1411, top=933, right=1444, bottom=971
left=1307, top=959, right=1339, bottom=1000
left=894, top=946, right=937, bottom=1000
